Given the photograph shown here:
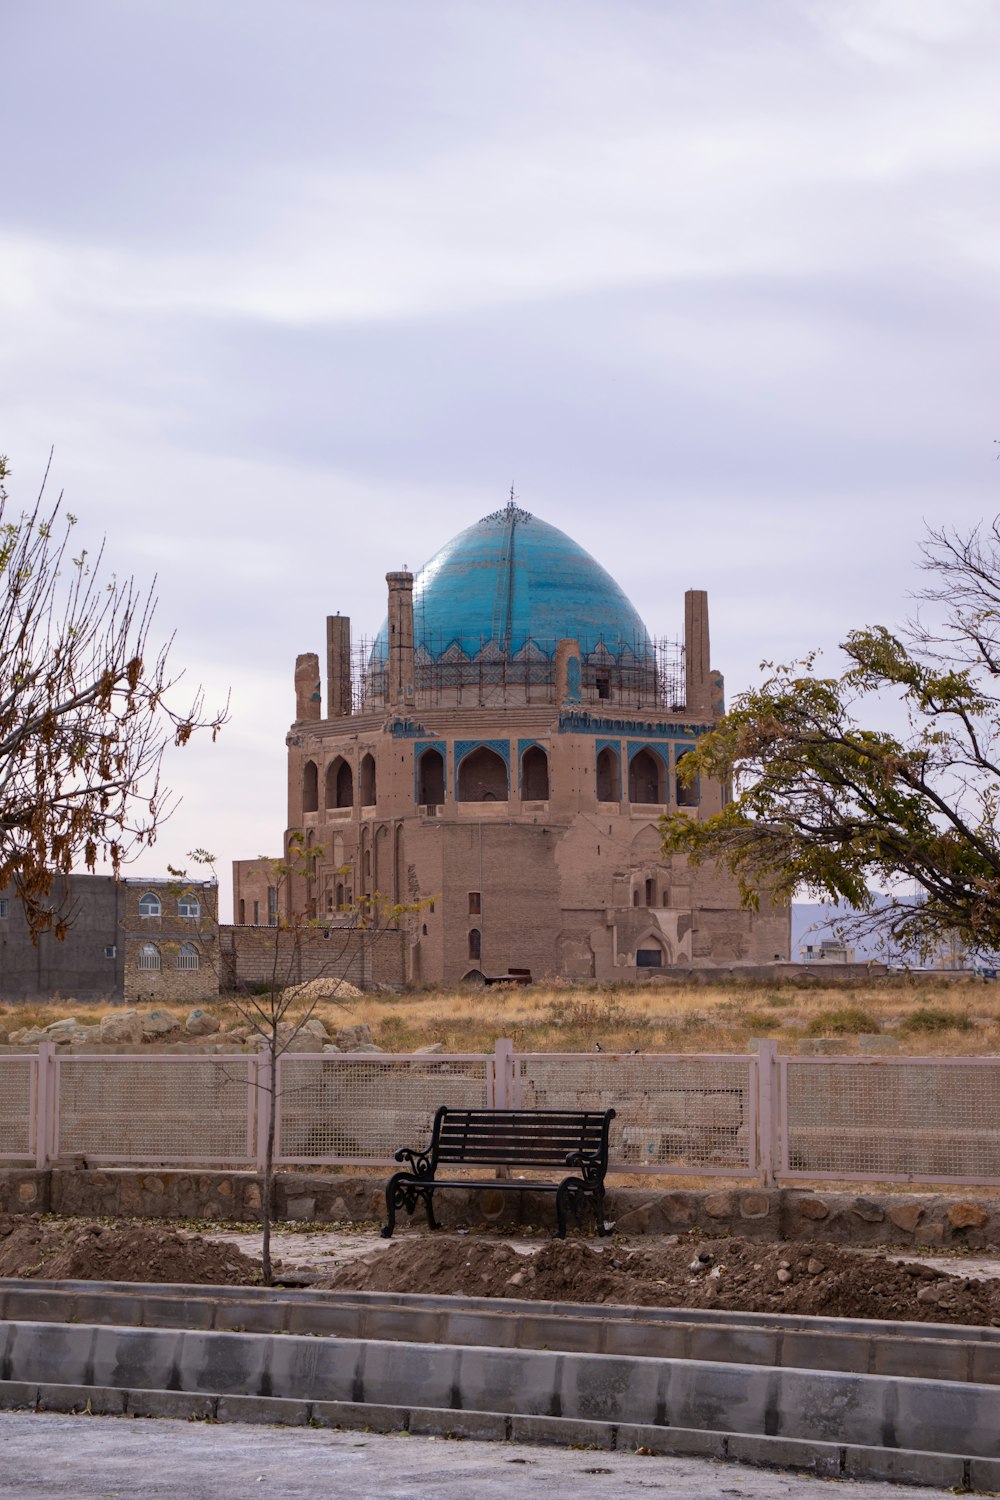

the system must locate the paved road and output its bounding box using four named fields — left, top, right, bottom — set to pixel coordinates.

left=0, top=1413, right=959, bottom=1500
